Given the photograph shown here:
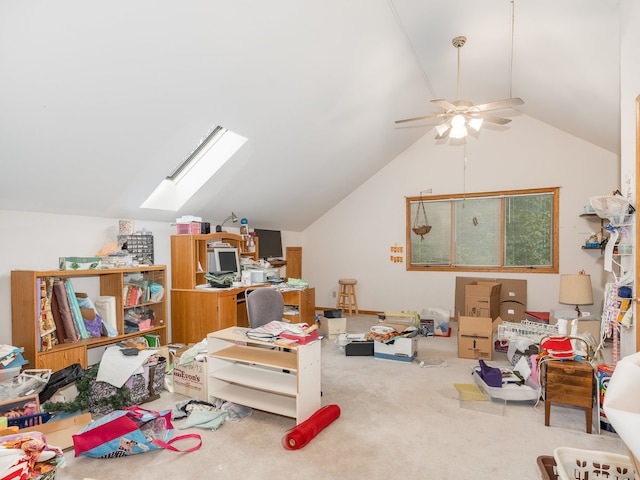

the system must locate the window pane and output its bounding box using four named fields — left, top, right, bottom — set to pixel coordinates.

left=454, top=198, right=500, bottom=266
left=406, top=187, right=558, bottom=273
left=410, top=200, right=451, bottom=265
left=504, top=193, right=553, bottom=267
